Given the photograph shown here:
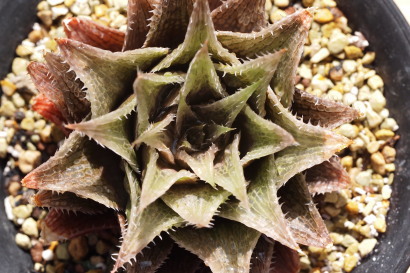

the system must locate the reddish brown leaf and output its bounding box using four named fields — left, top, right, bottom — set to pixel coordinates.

left=63, top=17, right=125, bottom=52
left=270, top=242, right=301, bottom=273
left=208, top=0, right=222, bottom=10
